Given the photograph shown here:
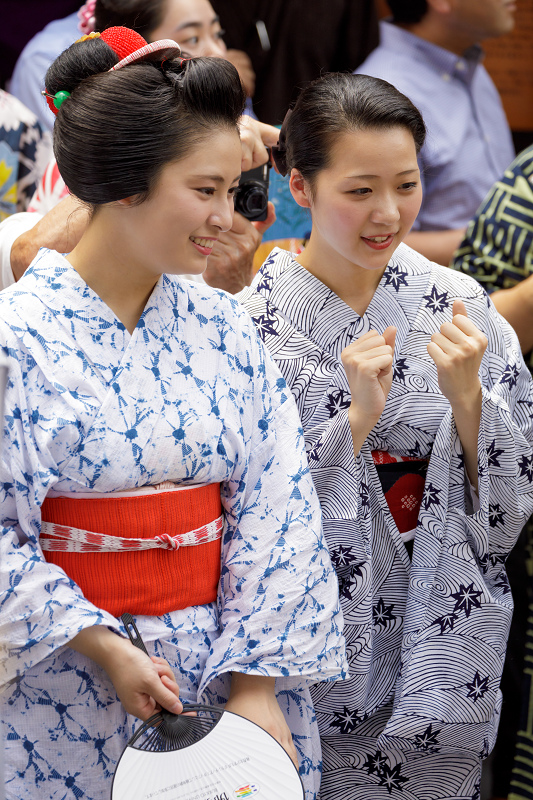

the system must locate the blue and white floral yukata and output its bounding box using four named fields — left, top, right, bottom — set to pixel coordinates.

left=239, top=244, right=533, bottom=799
left=0, top=248, right=347, bottom=800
